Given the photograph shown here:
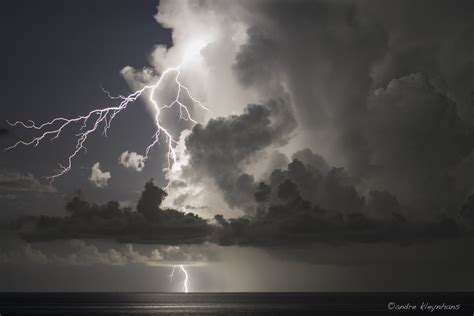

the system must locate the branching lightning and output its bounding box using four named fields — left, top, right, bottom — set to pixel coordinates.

left=170, top=264, right=189, bottom=293
left=4, top=58, right=208, bottom=184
